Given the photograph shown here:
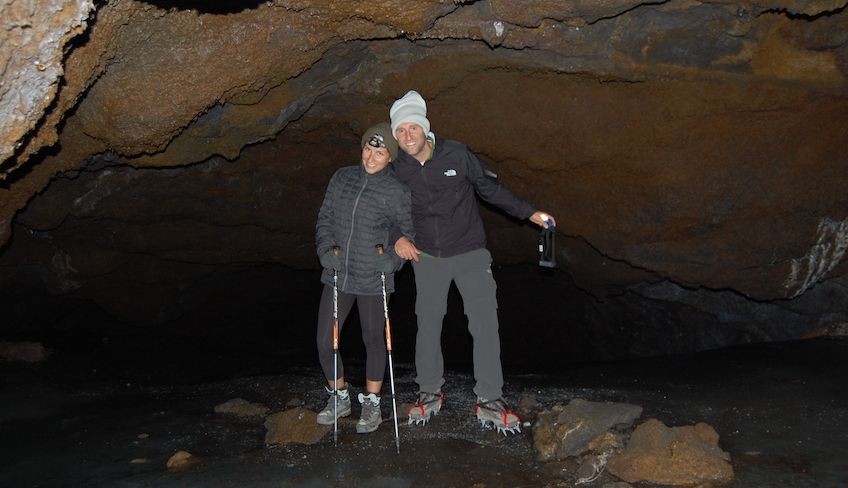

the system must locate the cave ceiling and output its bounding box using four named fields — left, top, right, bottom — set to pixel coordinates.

left=1, top=0, right=847, bottom=312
